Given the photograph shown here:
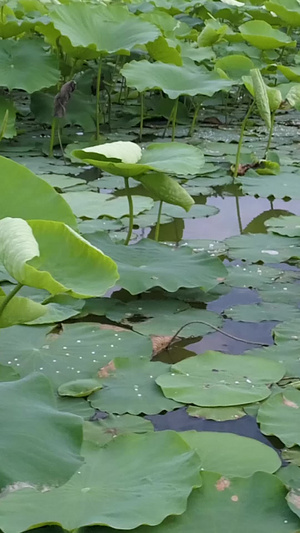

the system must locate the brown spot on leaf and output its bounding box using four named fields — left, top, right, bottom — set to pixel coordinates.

left=215, top=477, right=230, bottom=491
left=231, top=495, right=239, bottom=502
left=288, top=490, right=300, bottom=509
left=151, top=335, right=175, bottom=356
left=217, top=277, right=226, bottom=283
left=283, top=396, right=299, bottom=409
left=99, top=324, right=127, bottom=332
left=98, top=360, right=116, bottom=378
